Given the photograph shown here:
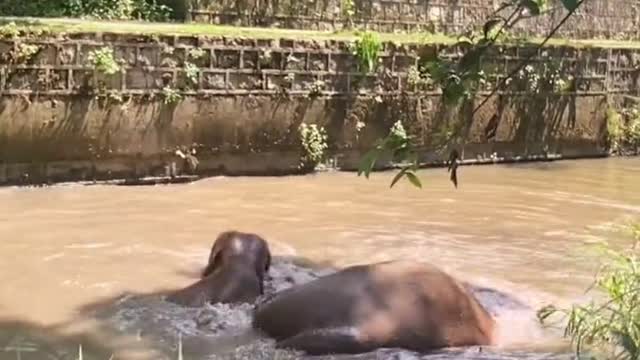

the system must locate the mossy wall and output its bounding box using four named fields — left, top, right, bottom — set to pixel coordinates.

left=1, top=31, right=638, bottom=184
